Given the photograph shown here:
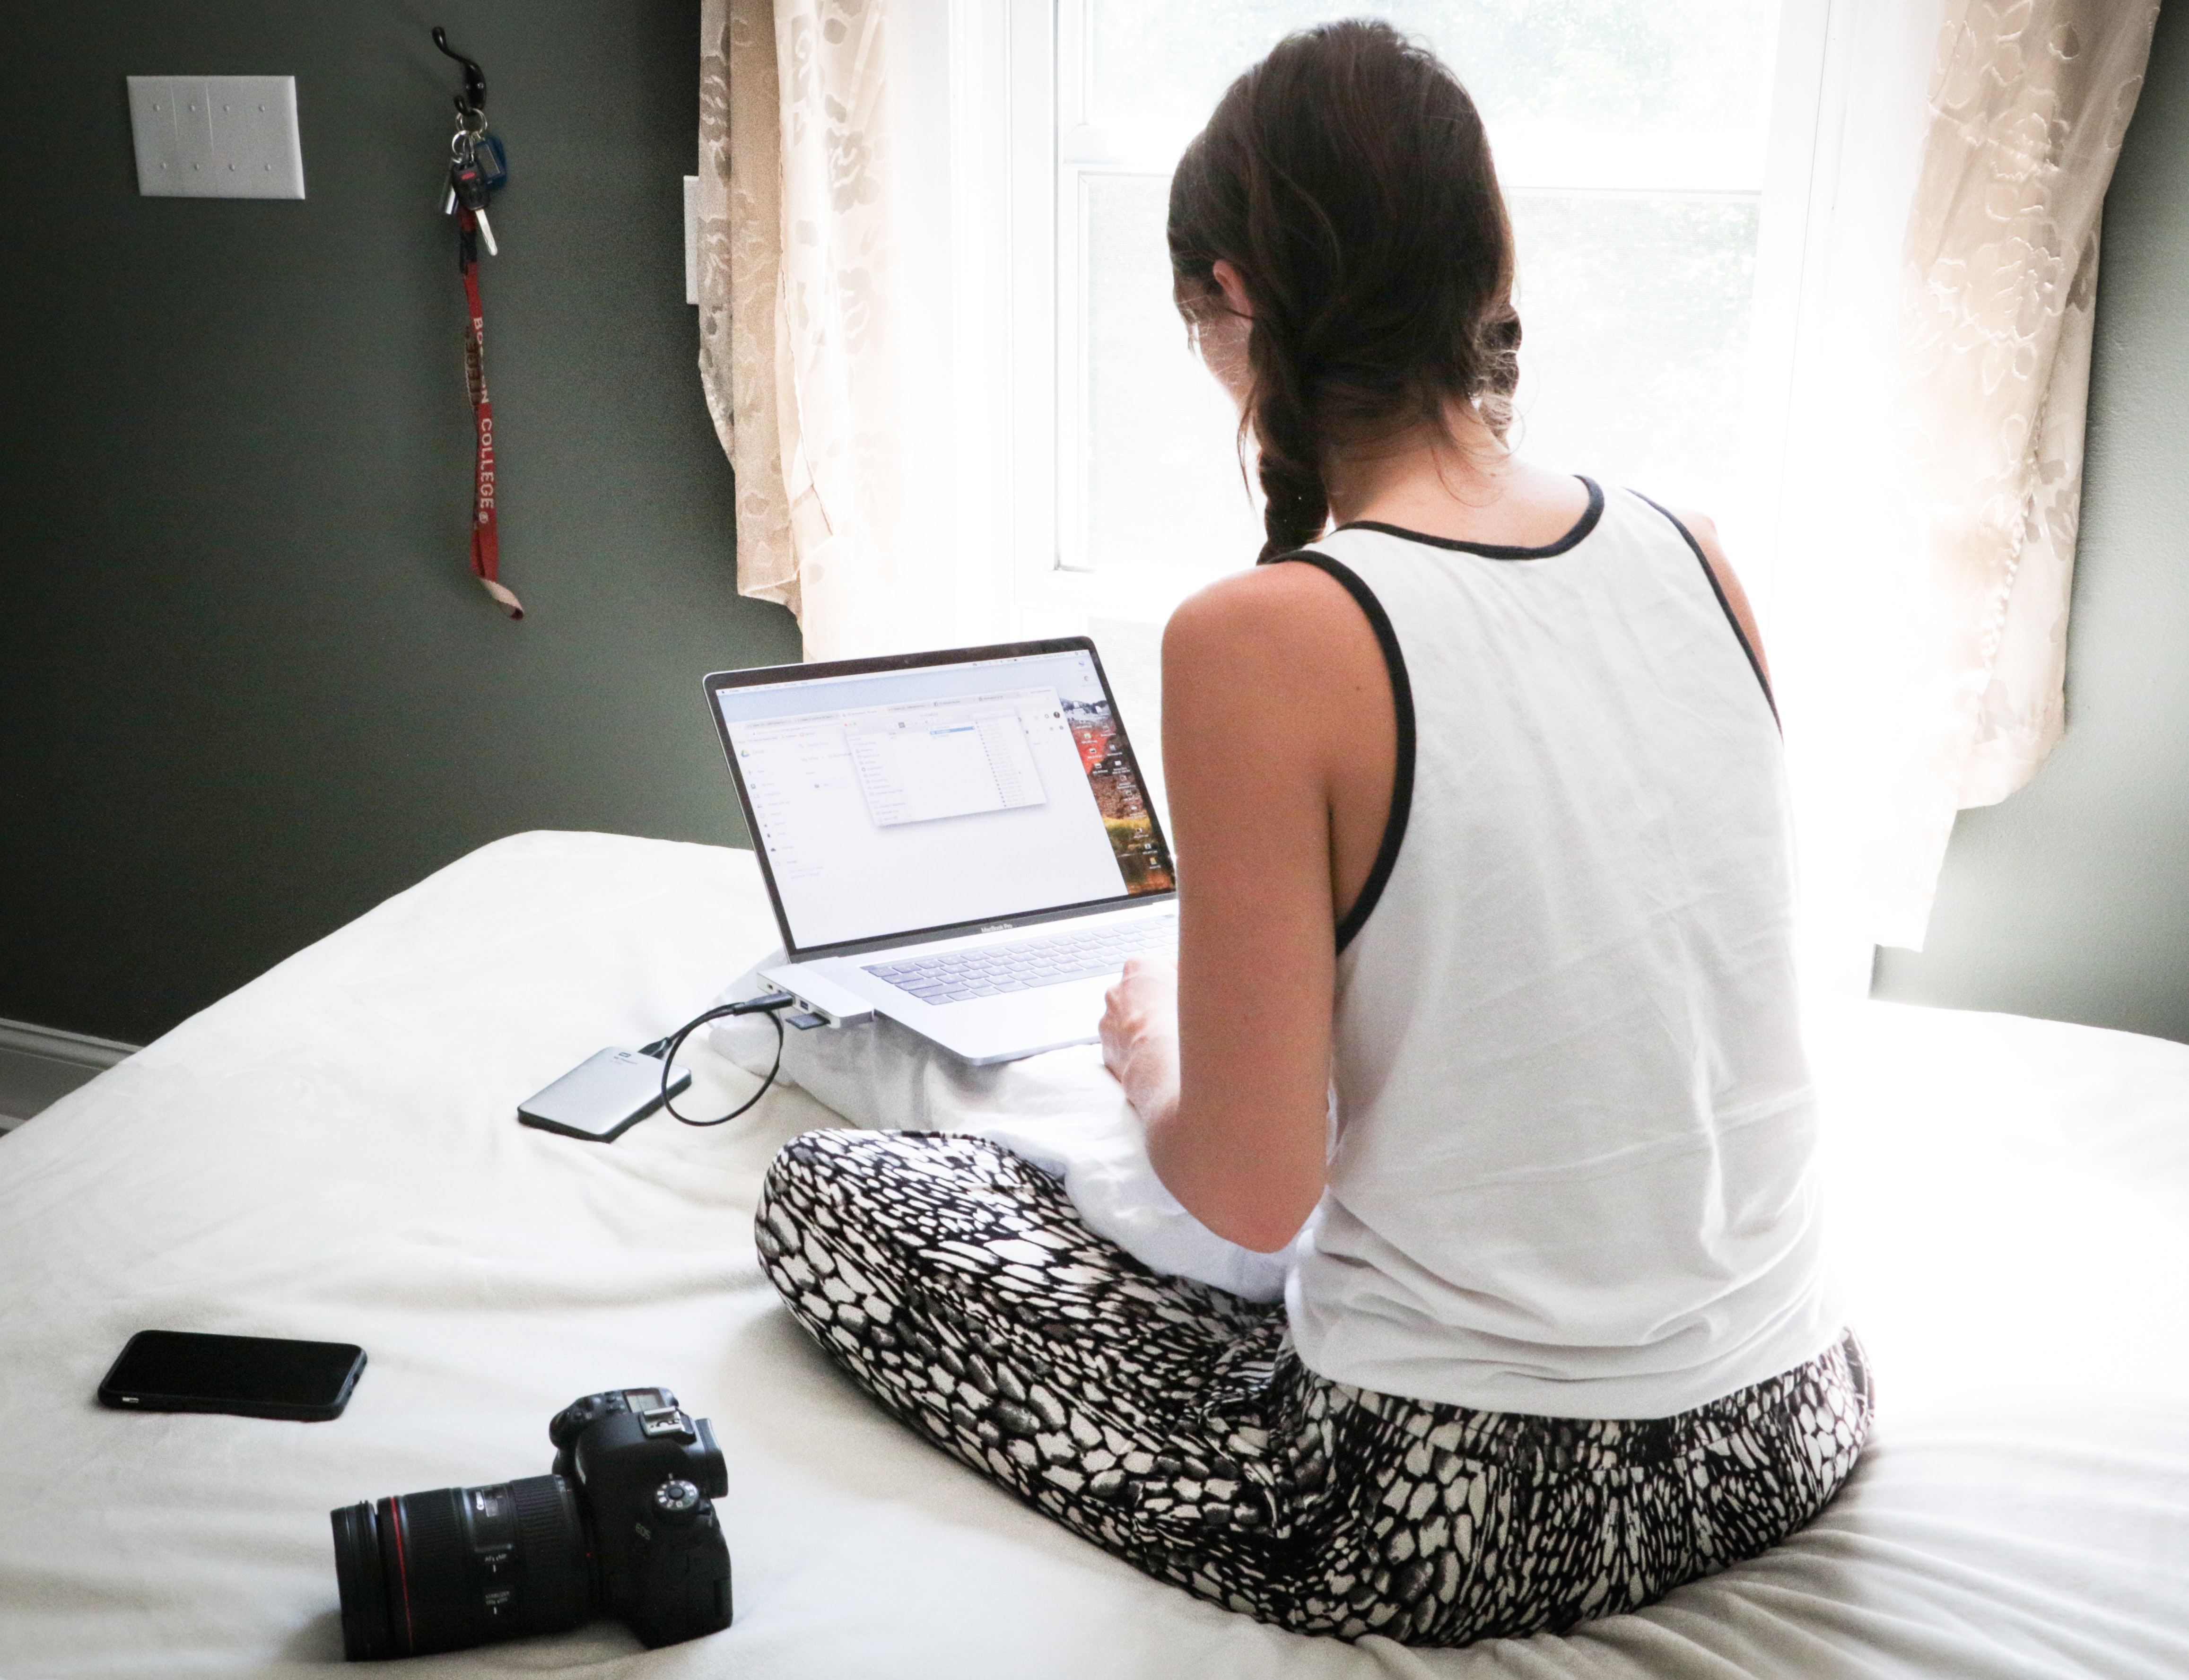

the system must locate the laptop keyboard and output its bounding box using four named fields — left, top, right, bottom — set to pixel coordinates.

left=863, top=917, right=1176, bottom=1006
